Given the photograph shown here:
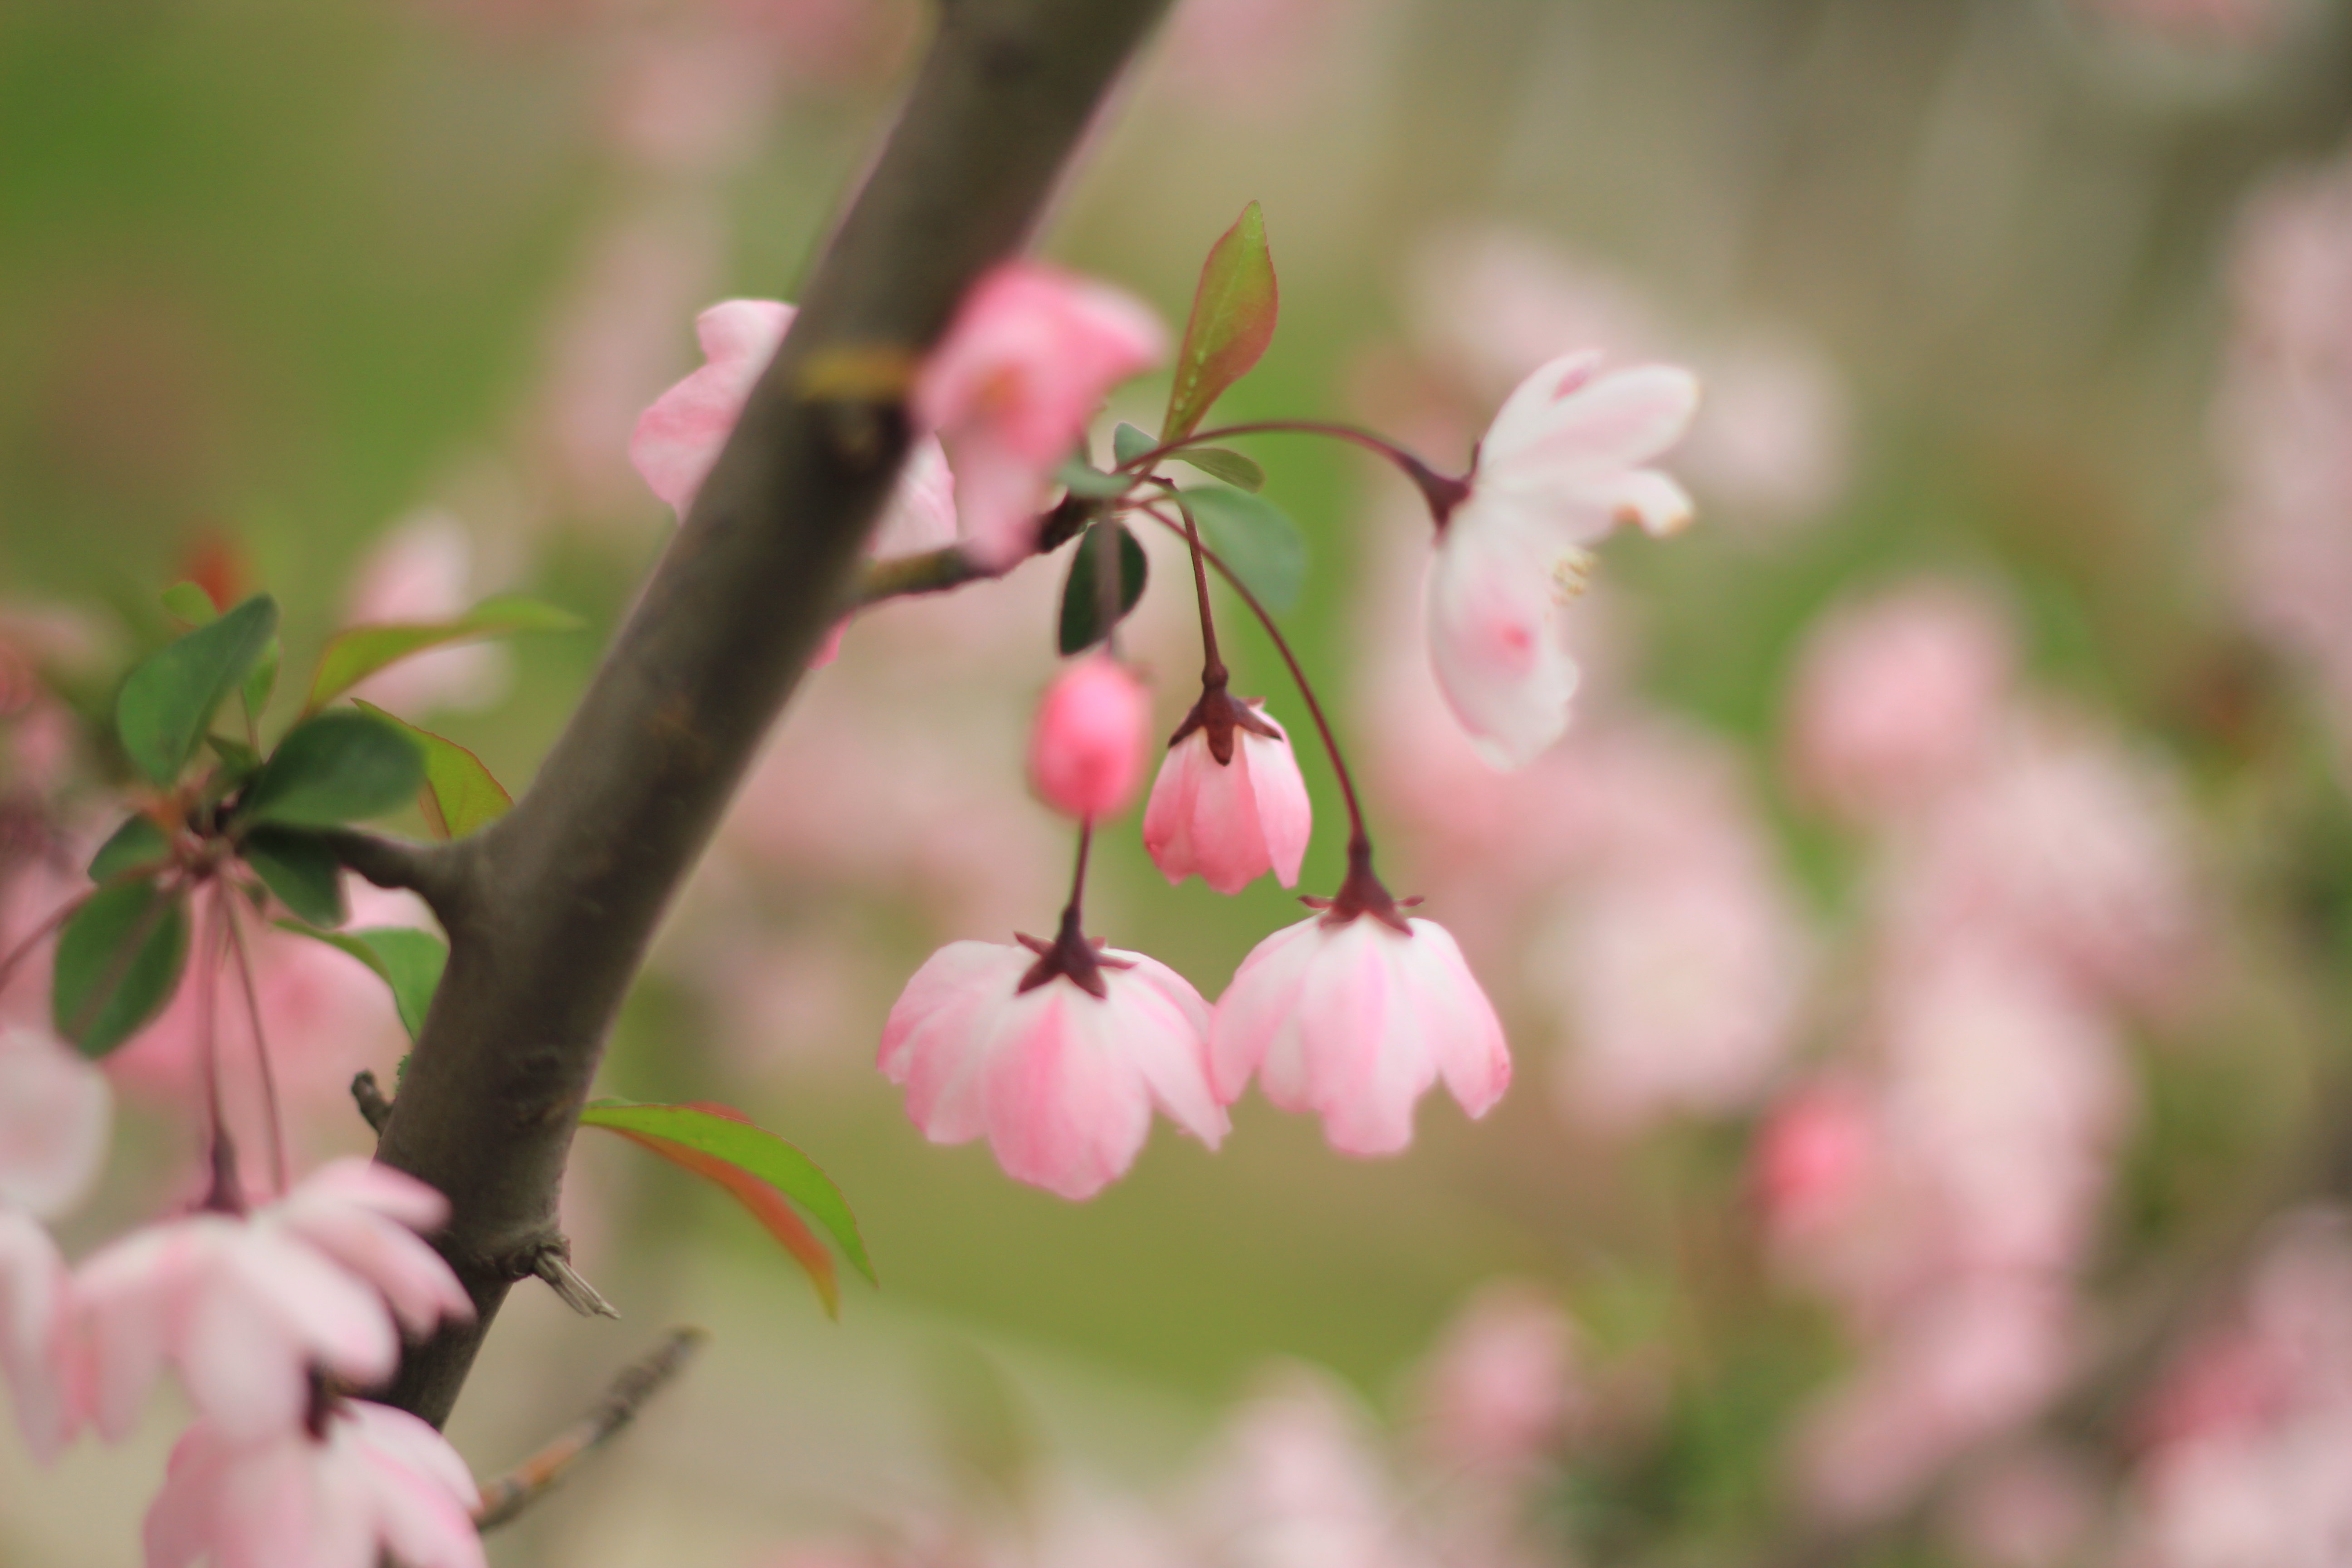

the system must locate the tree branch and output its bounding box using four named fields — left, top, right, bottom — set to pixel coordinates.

left=472, top=1327, right=706, bottom=1531
left=371, top=0, right=1175, bottom=1427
